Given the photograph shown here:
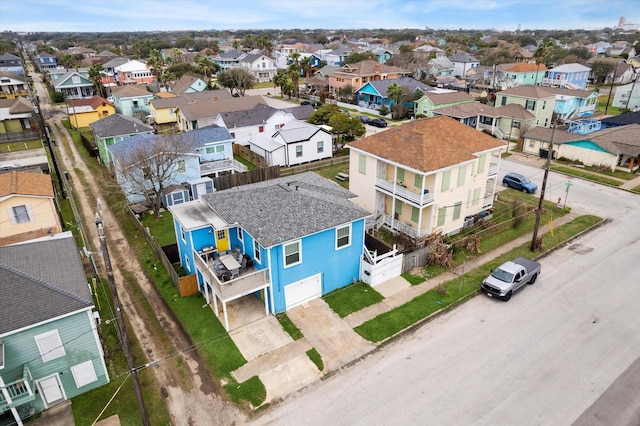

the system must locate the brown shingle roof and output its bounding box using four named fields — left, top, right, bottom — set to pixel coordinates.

left=177, top=95, right=267, bottom=121
left=505, top=63, right=547, bottom=73
left=334, top=59, right=409, bottom=77
left=348, top=116, right=504, bottom=173
left=67, top=95, right=114, bottom=109
left=501, top=85, right=555, bottom=99
left=423, top=91, right=474, bottom=105
left=0, top=171, right=54, bottom=197
left=111, top=85, right=152, bottom=98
